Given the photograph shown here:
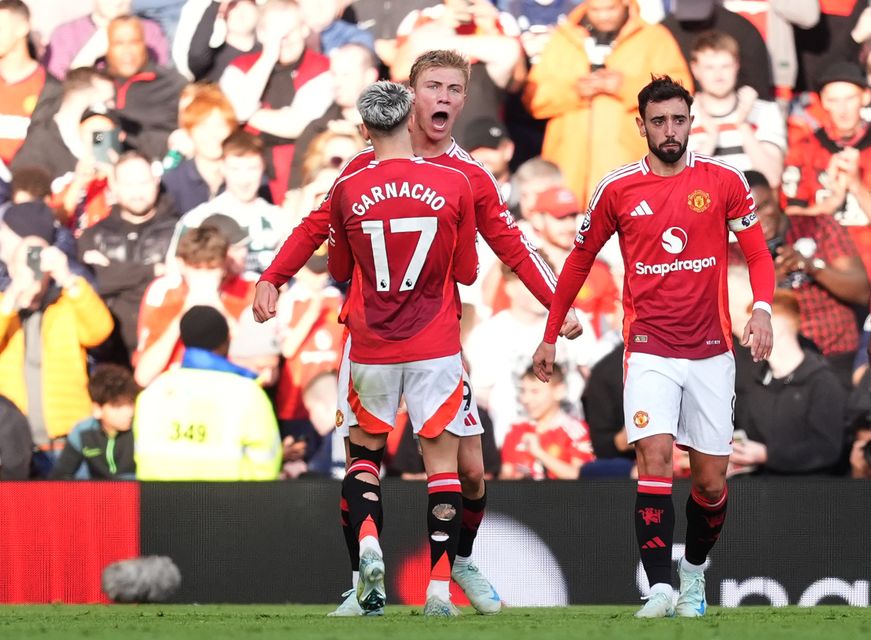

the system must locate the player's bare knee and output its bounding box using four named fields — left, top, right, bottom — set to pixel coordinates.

left=693, top=478, right=725, bottom=502
left=362, top=491, right=379, bottom=501
left=458, top=464, right=484, bottom=495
